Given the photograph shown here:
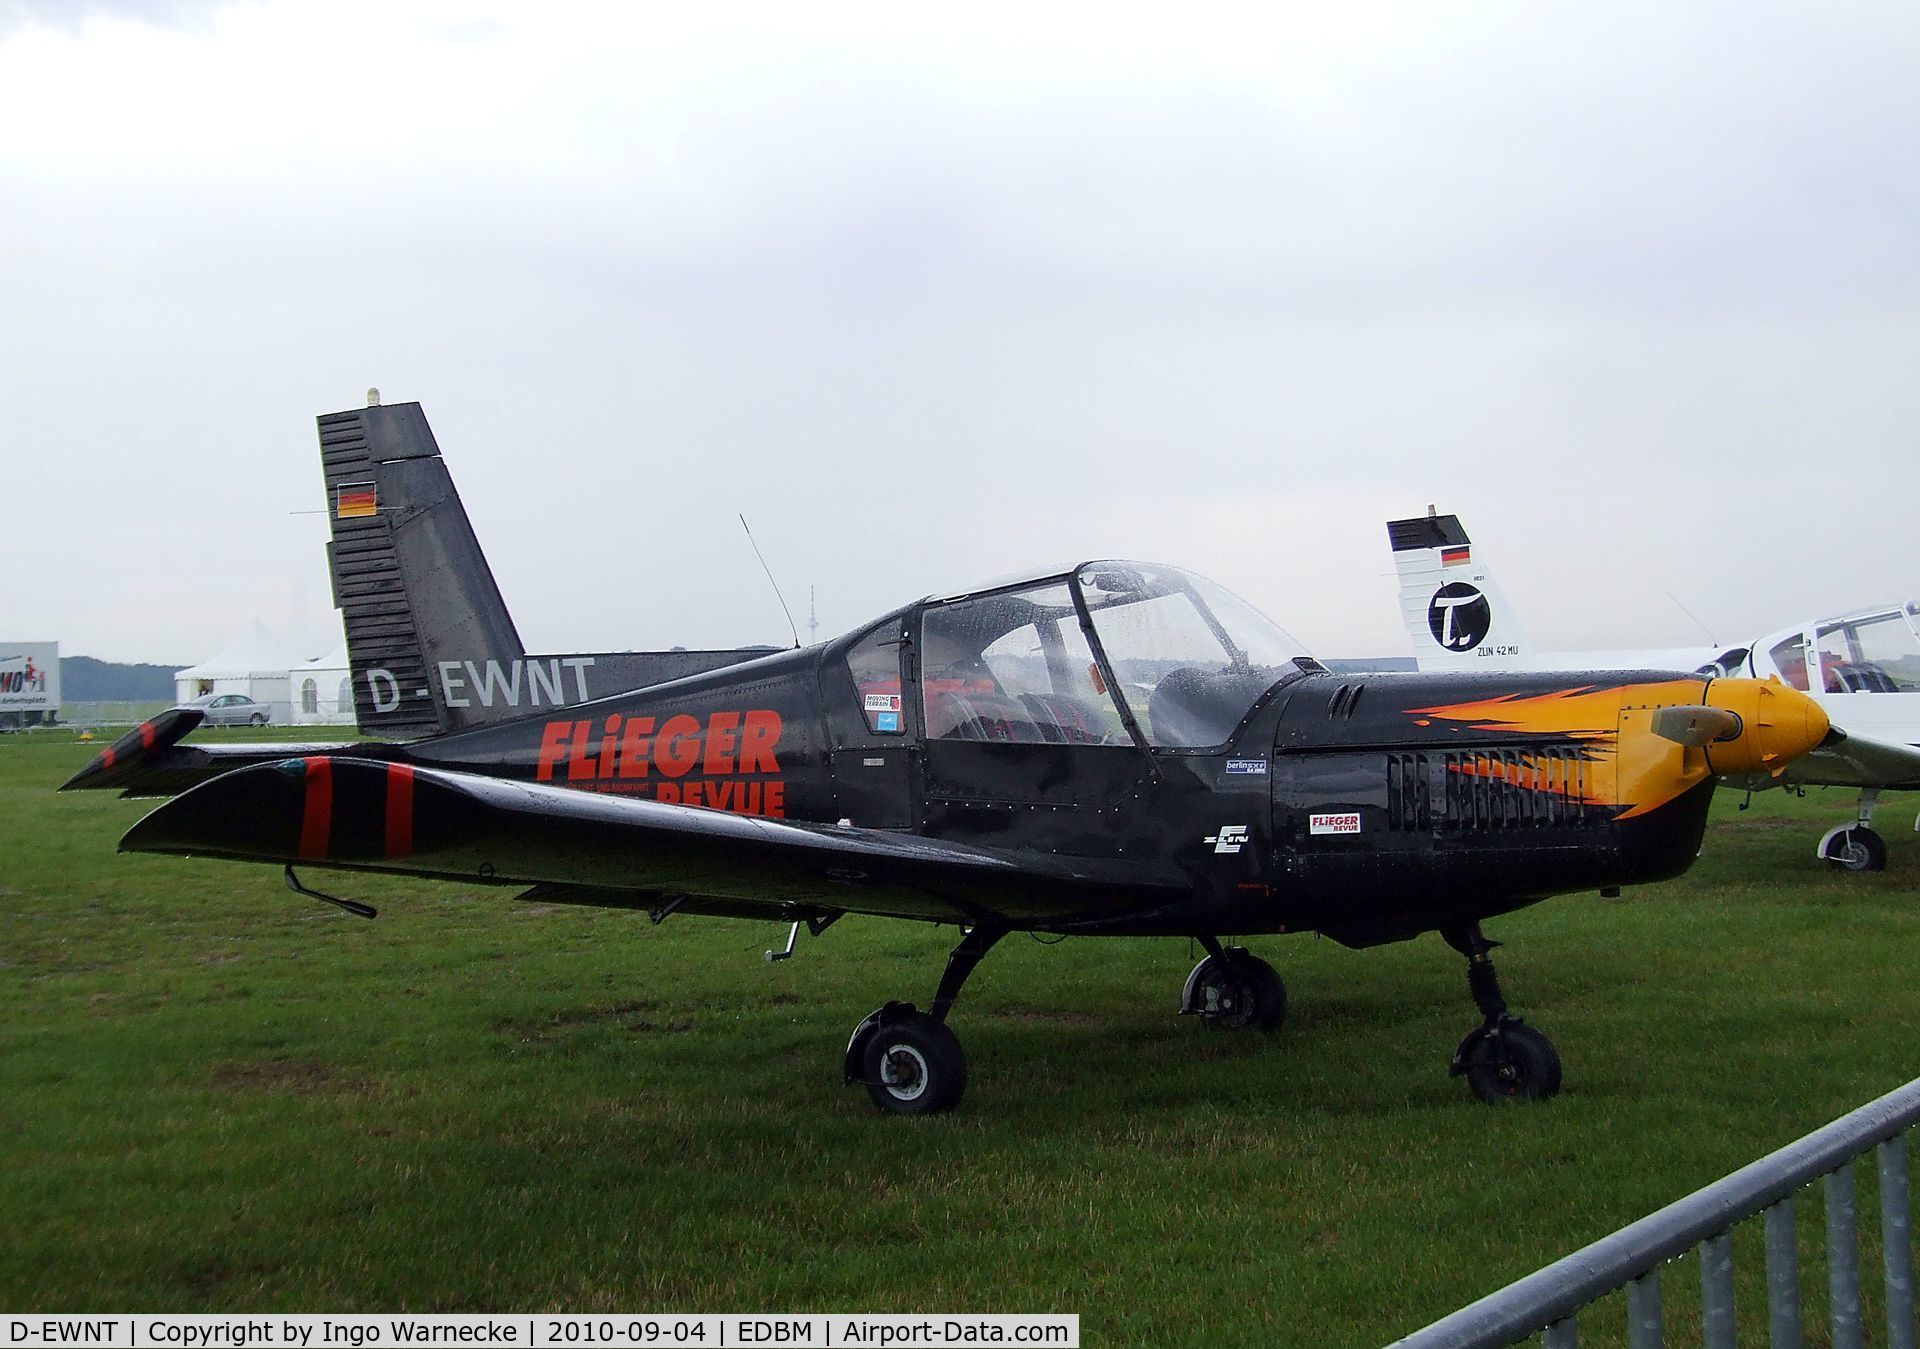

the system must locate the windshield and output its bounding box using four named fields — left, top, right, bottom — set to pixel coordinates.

left=1075, top=562, right=1311, bottom=747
